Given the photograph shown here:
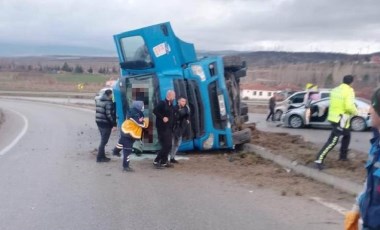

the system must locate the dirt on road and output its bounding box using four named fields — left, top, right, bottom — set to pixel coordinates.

left=247, top=123, right=367, bottom=184
left=166, top=123, right=367, bottom=204
left=173, top=151, right=355, bottom=205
